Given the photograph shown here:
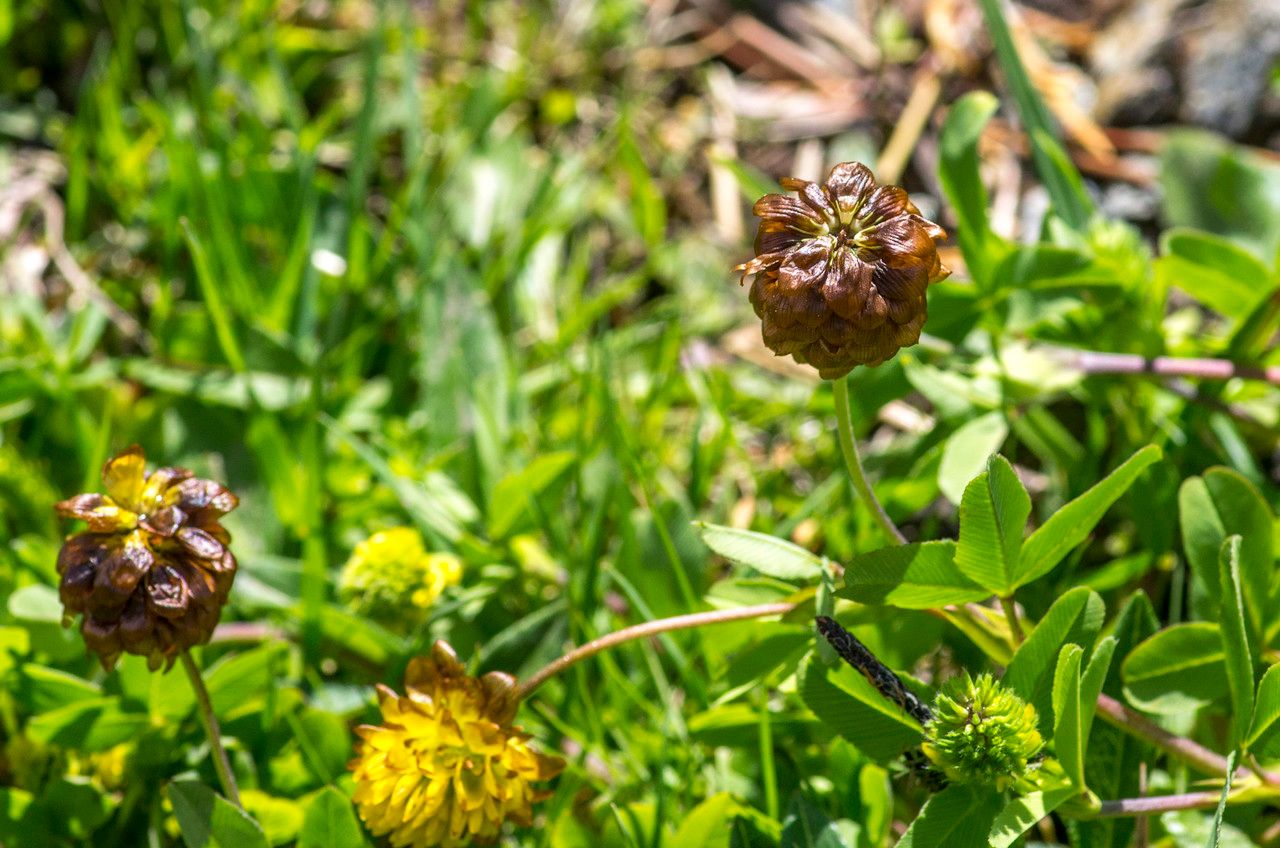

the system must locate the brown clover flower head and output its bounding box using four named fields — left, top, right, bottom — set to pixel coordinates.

left=350, top=641, right=564, bottom=848
left=54, top=446, right=239, bottom=671
left=735, top=162, right=950, bottom=378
